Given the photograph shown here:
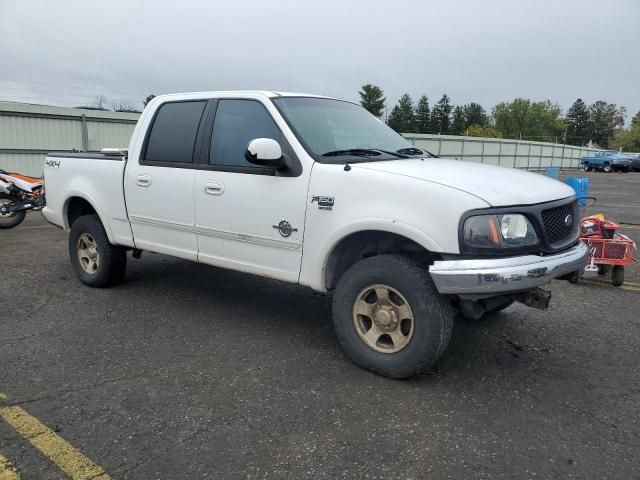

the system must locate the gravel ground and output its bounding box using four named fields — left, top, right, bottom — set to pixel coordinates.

left=1, top=171, right=639, bottom=479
